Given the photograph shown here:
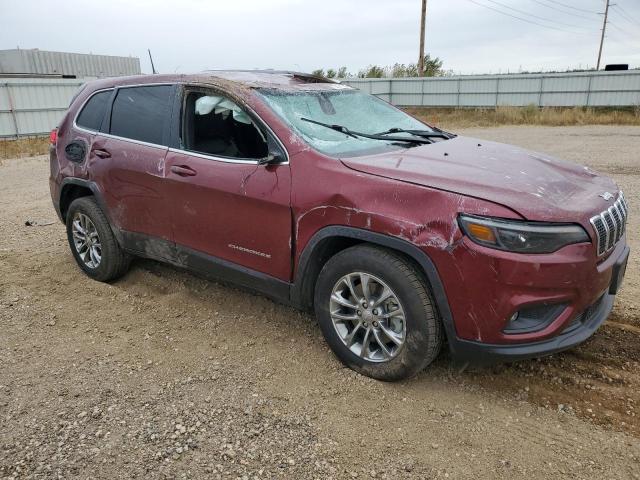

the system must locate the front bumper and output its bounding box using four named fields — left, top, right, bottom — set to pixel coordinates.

left=448, top=245, right=629, bottom=365
left=449, top=291, right=613, bottom=365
